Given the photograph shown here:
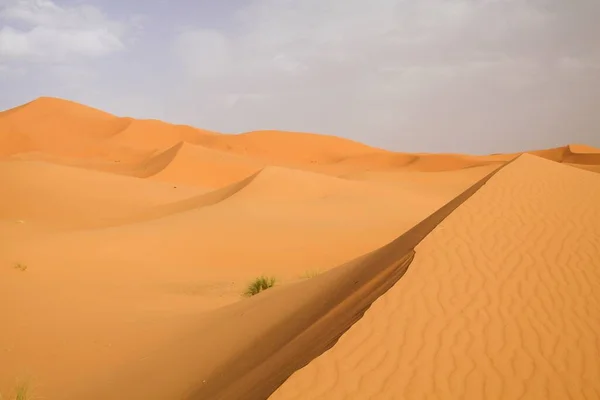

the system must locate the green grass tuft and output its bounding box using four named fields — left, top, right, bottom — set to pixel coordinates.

left=15, top=382, right=29, bottom=400
left=1, top=381, right=30, bottom=400
left=244, top=276, right=277, bottom=296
